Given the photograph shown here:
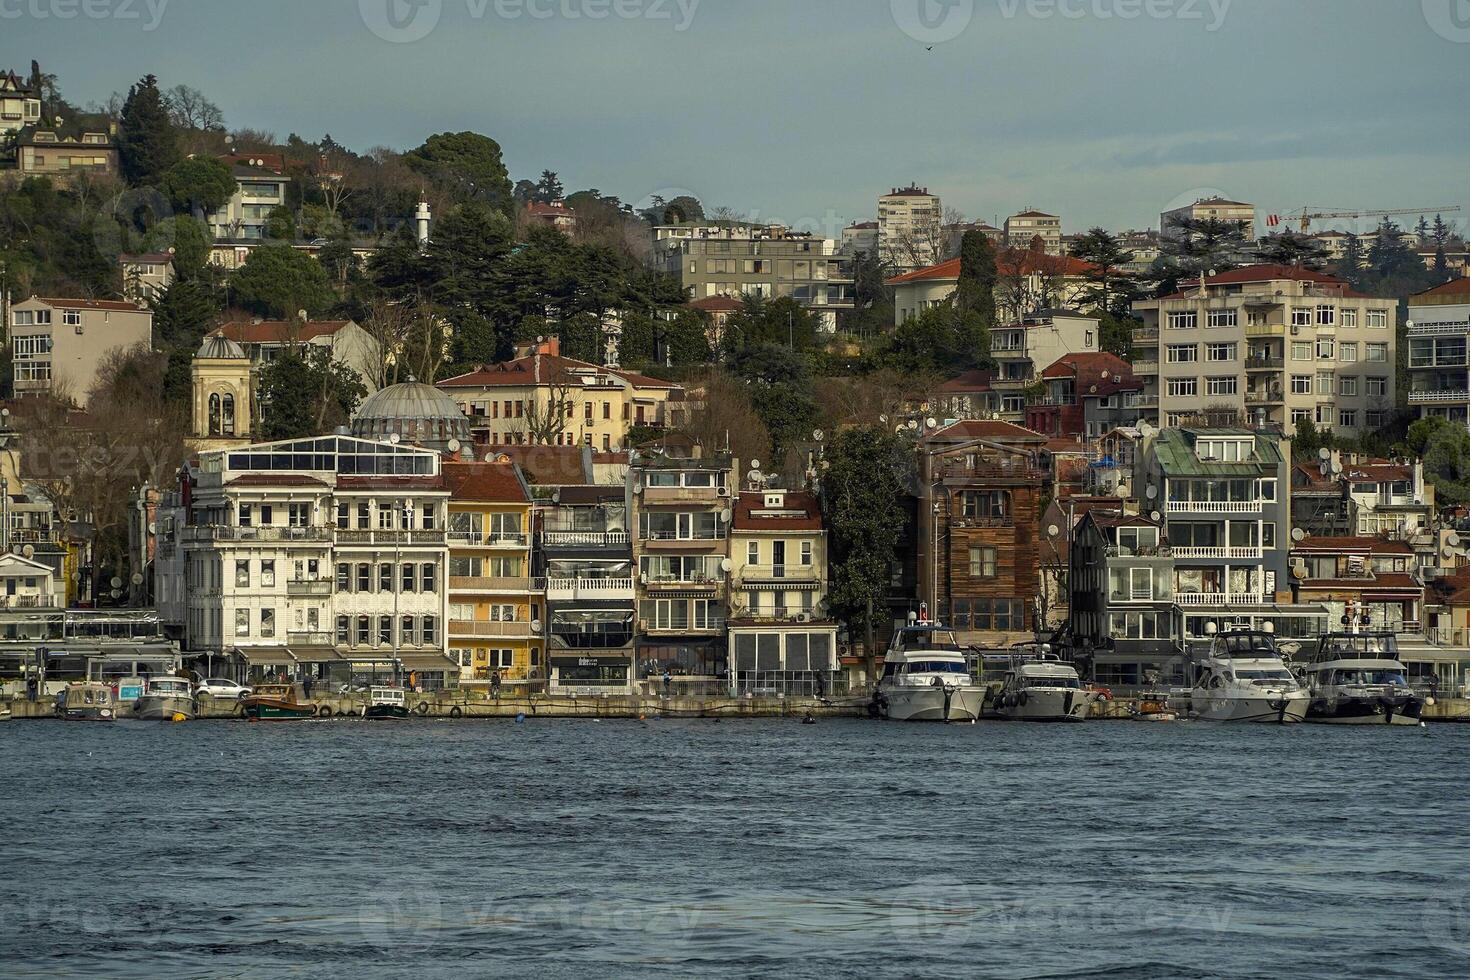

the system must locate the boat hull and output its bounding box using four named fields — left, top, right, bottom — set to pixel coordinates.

left=993, top=688, right=1094, bottom=722
left=1307, top=695, right=1424, bottom=725
left=60, top=708, right=115, bottom=721
left=881, top=686, right=985, bottom=722
left=1188, top=693, right=1310, bottom=723
left=132, top=695, right=195, bottom=721
left=242, top=699, right=316, bottom=720
left=364, top=704, right=410, bottom=720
